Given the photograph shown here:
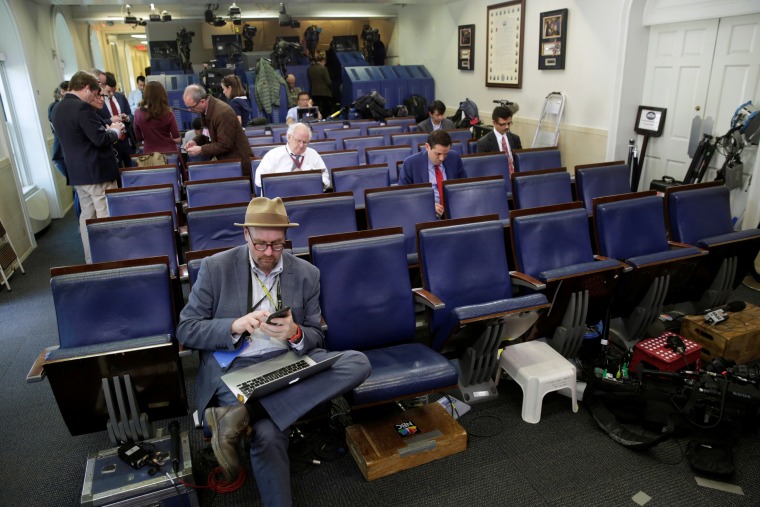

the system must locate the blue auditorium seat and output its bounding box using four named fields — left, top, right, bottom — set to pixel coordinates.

left=332, top=164, right=390, bottom=208
left=282, top=193, right=358, bottom=255
left=185, top=177, right=252, bottom=208
left=344, top=135, right=385, bottom=163
left=185, top=247, right=233, bottom=287
left=186, top=159, right=244, bottom=181
left=367, top=125, right=403, bottom=145
left=511, top=168, right=573, bottom=209
left=442, top=176, right=511, bottom=222
left=574, top=161, right=631, bottom=213
left=417, top=219, right=549, bottom=401
left=106, top=184, right=177, bottom=229
left=324, top=127, right=361, bottom=147
left=260, top=170, right=325, bottom=199
left=120, top=165, right=181, bottom=203
left=251, top=144, right=282, bottom=158
left=320, top=150, right=361, bottom=181
left=390, top=132, right=428, bottom=149
left=185, top=202, right=247, bottom=251
left=310, top=229, right=458, bottom=406
left=307, top=140, right=337, bottom=153
left=365, top=184, right=436, bottom=265
left=513, top=147, right=562, bottom=173
left=460, top=153, right=511, bottom=195
left=445, top=129, right=473, bottom=153
left=248, top=135, right=276, bottom=146
left=366, top=145, right=413, bottom=184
